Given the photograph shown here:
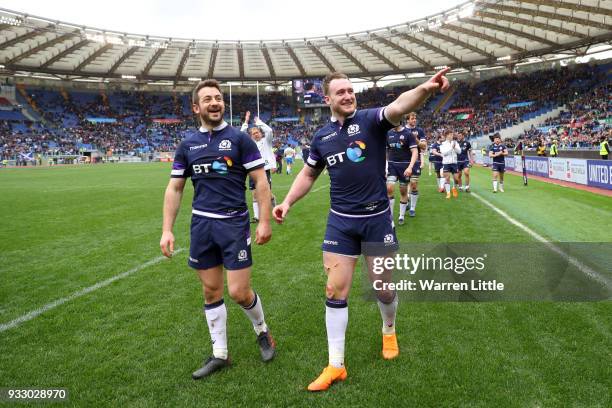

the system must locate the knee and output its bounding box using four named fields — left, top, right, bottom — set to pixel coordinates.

left=325, top=282, right=338, bottom=299
left=228, top=284, right=252, bottom=305
left=376, top=289, right=395, bottom=304
left=324, top=264, right=347, bottom=300
left=204, top=284, right=223, bottom=303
